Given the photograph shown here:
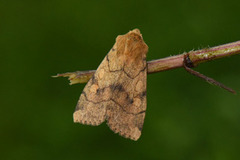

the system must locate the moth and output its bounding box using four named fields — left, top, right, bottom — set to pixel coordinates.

left=74, top=29, right=148, bottom=140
